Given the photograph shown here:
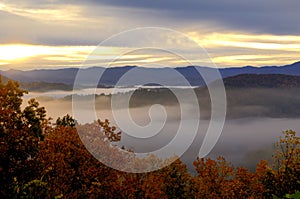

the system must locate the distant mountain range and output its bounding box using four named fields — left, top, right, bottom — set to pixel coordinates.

left=1, top=61, right=300, bottom=88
